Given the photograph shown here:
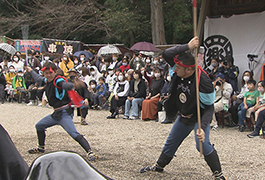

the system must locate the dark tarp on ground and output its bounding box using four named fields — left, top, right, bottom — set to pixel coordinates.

left=0, top=124, right=29, bottom=180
